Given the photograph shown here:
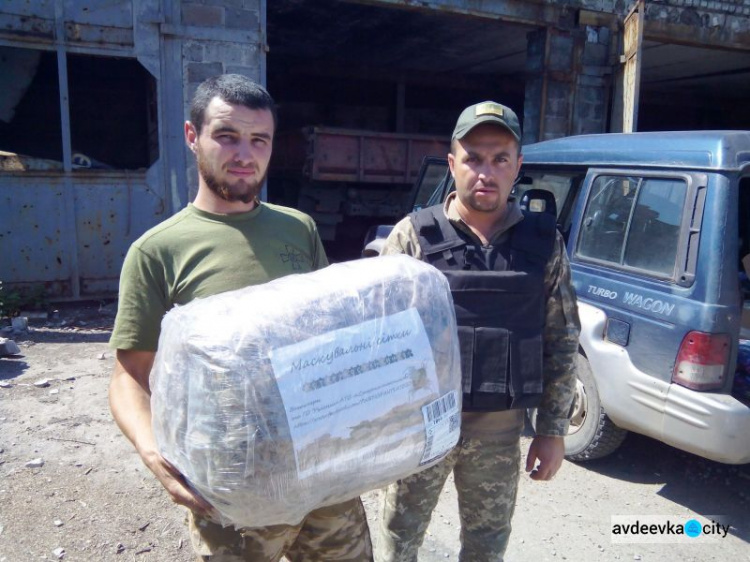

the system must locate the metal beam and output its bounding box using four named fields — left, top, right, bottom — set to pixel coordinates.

left=343, top=0, right=562, bottom=28
left=622, top=0, right=644, bottom=133
left=644, top=21, right=750, bottom=53
left=54, top=1, right=80, bottom=299
left=260, top=0, right=268, bottom=87
left=159, top=0, right=188, bottom=214
left=159, top=23, right=256, bottom=43
left=0, top=35, right=133, bottom=56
